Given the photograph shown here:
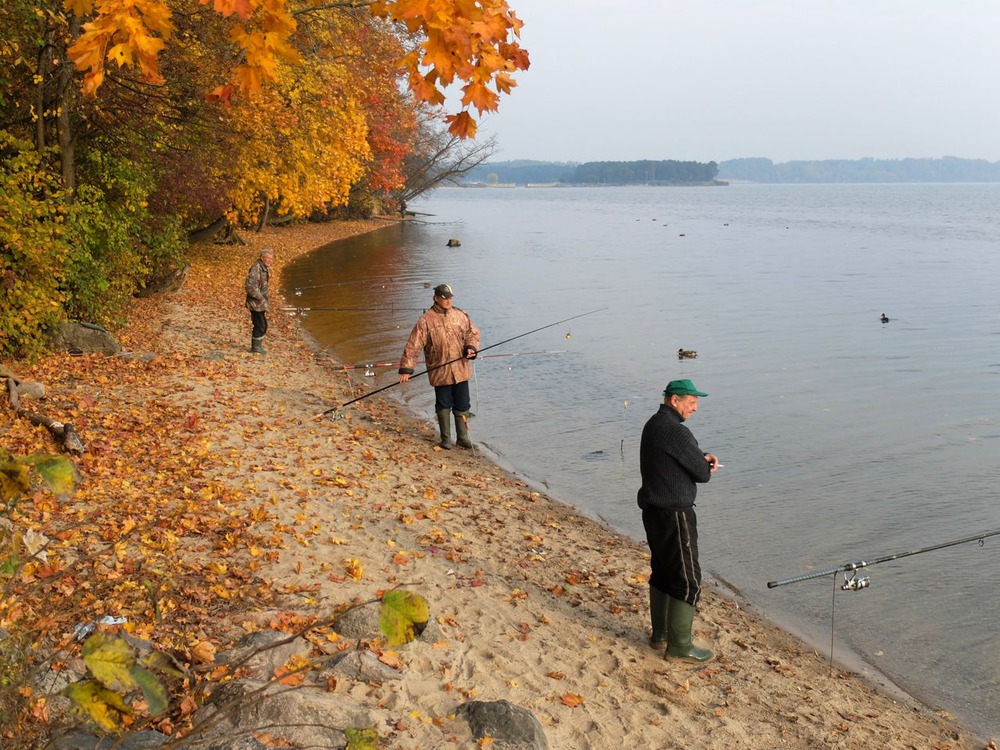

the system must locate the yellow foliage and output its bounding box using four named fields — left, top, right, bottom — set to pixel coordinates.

left=379, top=590, right=429, bottom=646
left=219, top=13, right=374, bottom=222
left=64, top=679, right=134, bottom=732
left=82, top=632, right=138, bottom=694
